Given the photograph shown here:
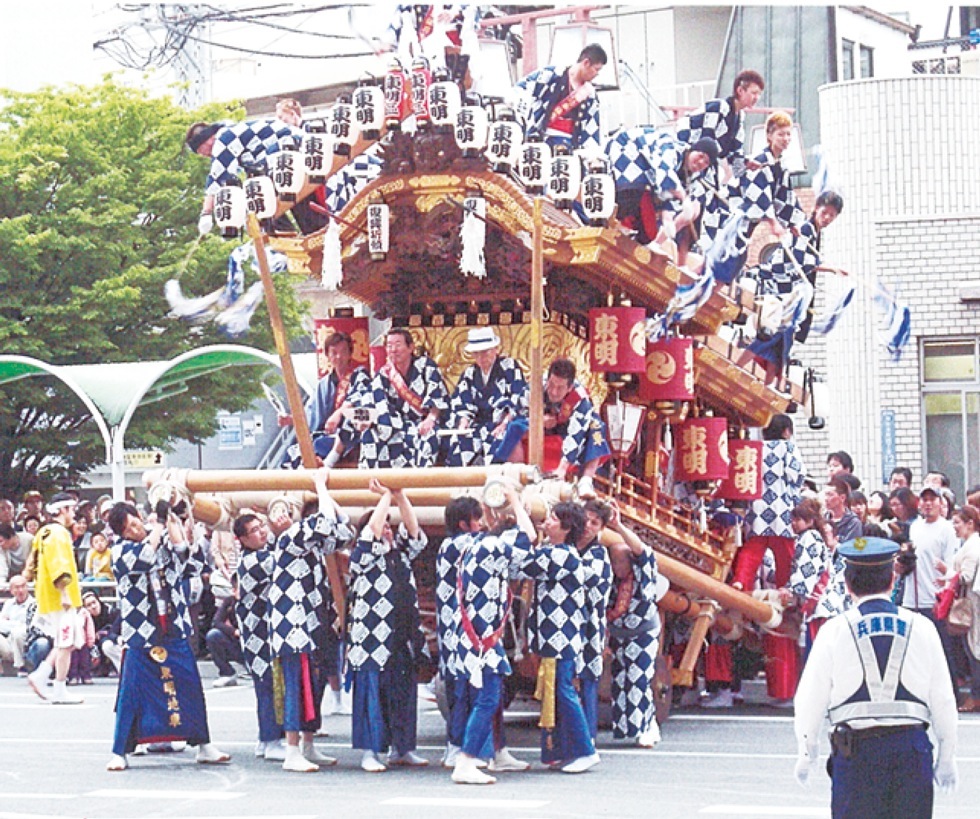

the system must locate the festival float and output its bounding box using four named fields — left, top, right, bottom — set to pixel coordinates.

left=148, top=58, right=818, bottom=720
